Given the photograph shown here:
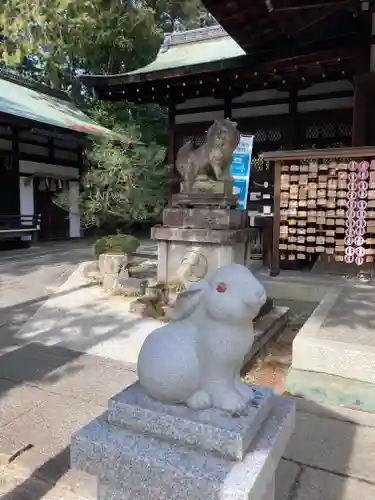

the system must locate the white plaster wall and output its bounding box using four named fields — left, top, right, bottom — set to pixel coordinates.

left=18, top=130, right=48, bottom=143
left=69, top=180, right=81, bottom=238
left=175, top=110, right=225, bottom=124
left=0, top=138, right=12, bottom=150
left=19, top=160, right=79, bottom=179
left=54, top=149, right=79, bottom=162
left=299, top=80, right=353, bottom=96
left=19, top=143, right=49, bottom=157
left=232, top=104, right=289, bottom=118
left=233, top=89, right=289, bottom=104
left=19, top=176, right=34, bottom=241
left=0, top=125, right=12, bottom=137
left=298, top=97, right=353, bottom=112
left=176, top=97, right=224, bottom=110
